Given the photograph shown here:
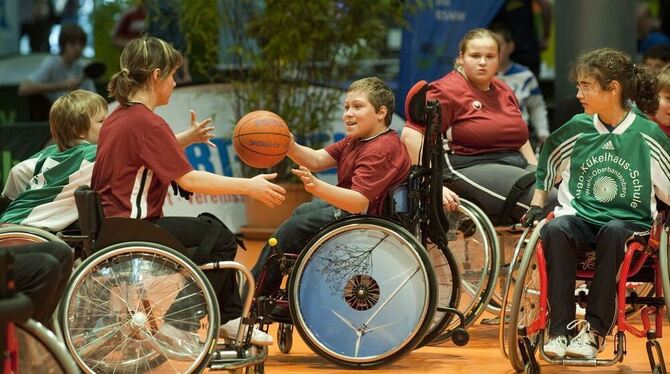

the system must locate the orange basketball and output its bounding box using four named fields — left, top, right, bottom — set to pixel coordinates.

left=233, top=110, right=291, bottom=168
